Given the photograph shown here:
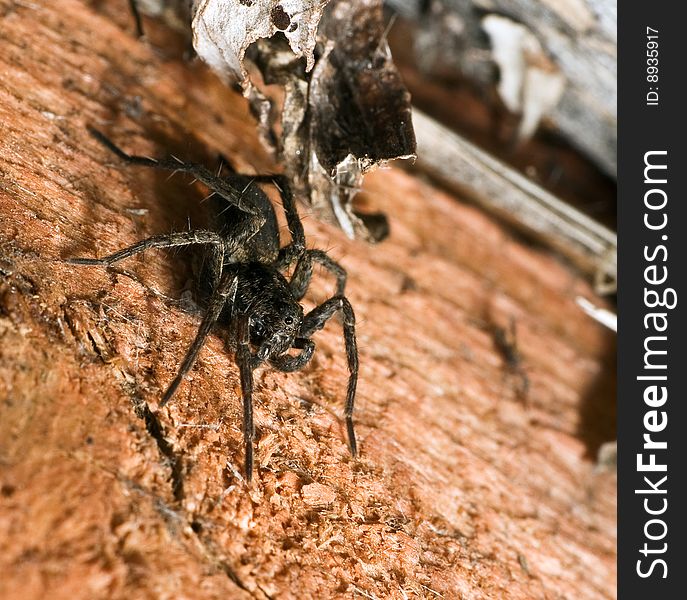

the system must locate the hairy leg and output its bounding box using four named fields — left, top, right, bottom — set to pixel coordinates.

left=248, top=175, right=307, bottom=270
left=235, top=313, right=256, bottom=482
left=88, top=128, right=262, bottom=217
left=160, top=273, right=238, bottom=407
left=67, top=230, right=226, bottom=266
left=289, top=249, right=347, bottom=300
left=301, top=296, right=358, bottom=456
left=268, top=338, right=316, bottom=372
